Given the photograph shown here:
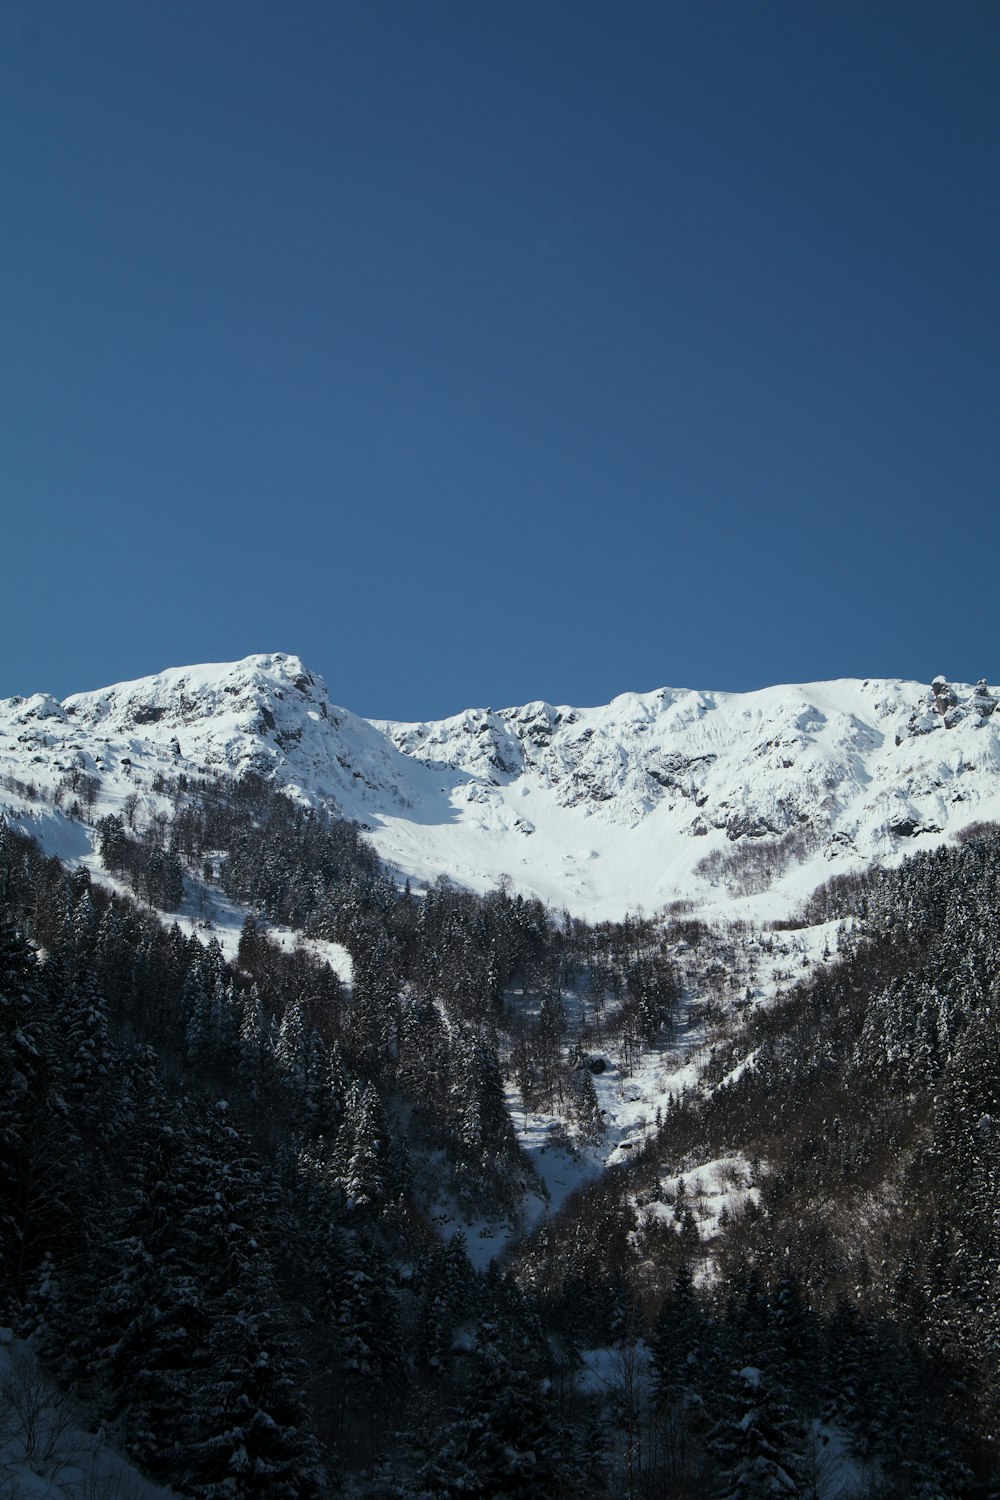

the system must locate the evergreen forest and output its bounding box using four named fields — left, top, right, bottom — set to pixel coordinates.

left=2, top=770, right=1000, bottom=1497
